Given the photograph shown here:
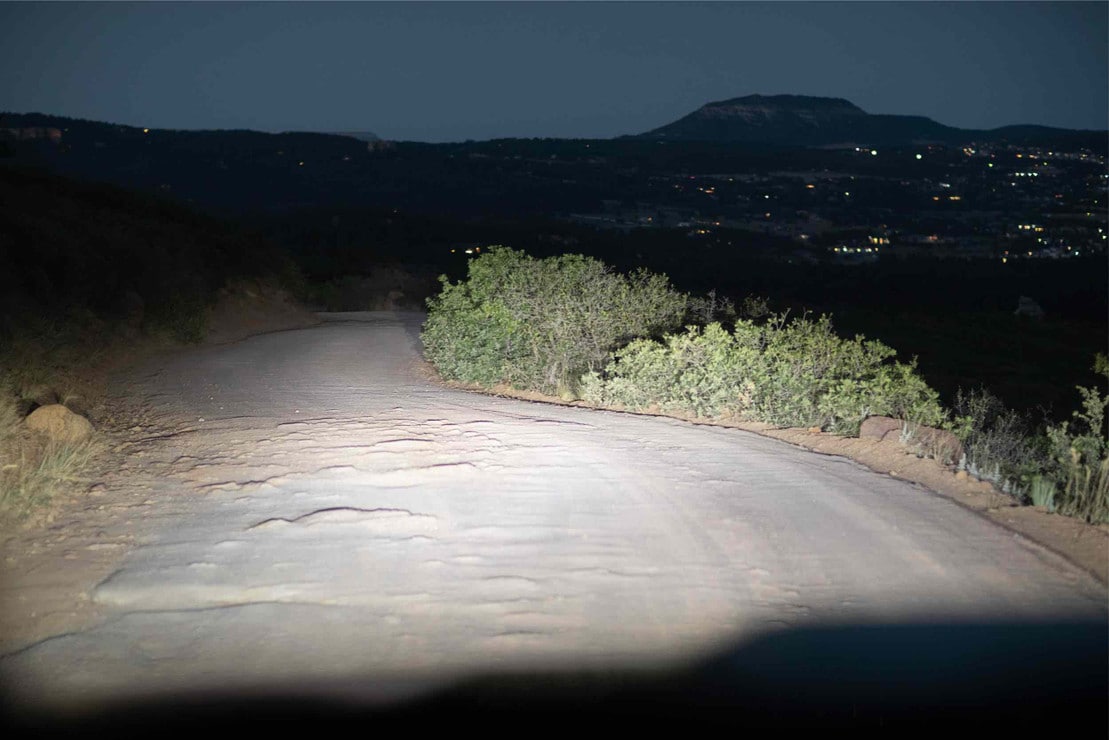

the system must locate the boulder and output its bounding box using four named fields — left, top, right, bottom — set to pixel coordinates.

left=859, top=415, right=902, bottom=442
left=860, top=415, right=964, bottom=465
left=25, top=404, right=93, bottom=445
left=910, top=426, right=964, bottom=465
